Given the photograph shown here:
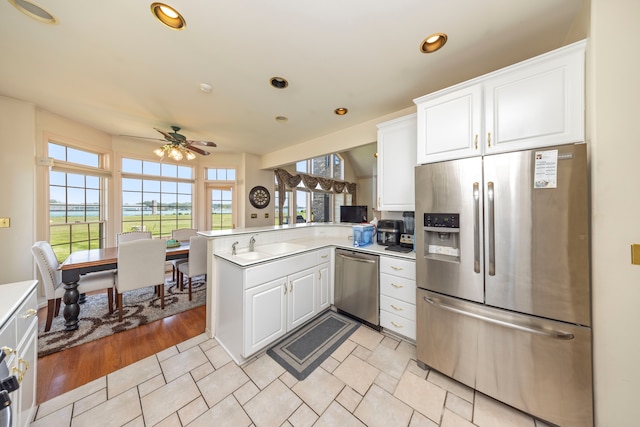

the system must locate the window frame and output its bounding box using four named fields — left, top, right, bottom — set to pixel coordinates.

left=46, top=140, right=110, bottom=261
